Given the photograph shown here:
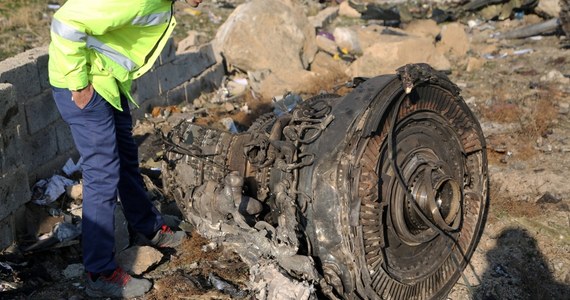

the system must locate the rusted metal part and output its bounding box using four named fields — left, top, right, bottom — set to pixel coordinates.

left=160, top=63, right=489, bottom=299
